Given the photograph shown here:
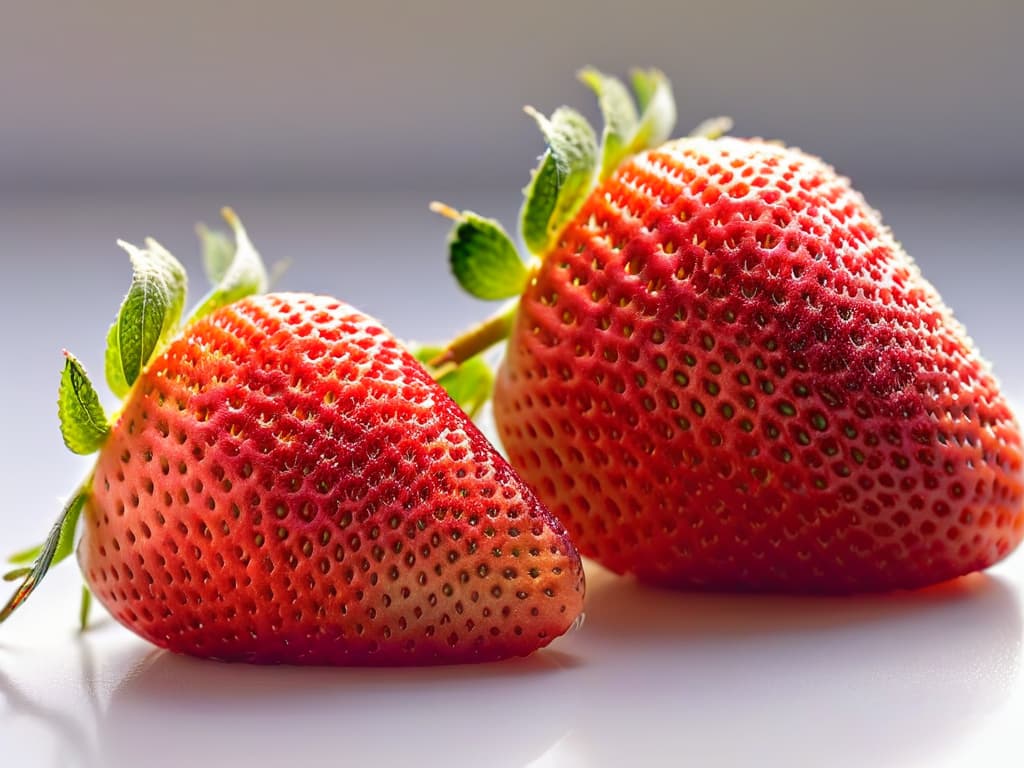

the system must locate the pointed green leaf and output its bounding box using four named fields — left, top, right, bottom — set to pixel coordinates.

left=631, top=71, right=656, bottom=113
left=104, top=239, right=187, bottom=397
left=579, top=68, right=639, bottom=180
left=8, top=544, right=42, bottom=566
left=197, top=223, right=235, bottom=285
left=521, top=153, right=561, bottom=255
left=434, top=205, right=528, bottom=300
left=52, top=492, right=86, bottom=566
left=689, top=115, right=734, bottom=140
left=628, top=68, right=677, bottom=154
left=520, top=106, right=598, bottom=256
left=189, top=208, right=268, bottom=322
left=3, top=568, right=31, bottom=582
left=0, top=488, right=88, bottom=624
left=411, top=344, right=495, bottom=419
left=58, top=351, right=110, bottom=455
